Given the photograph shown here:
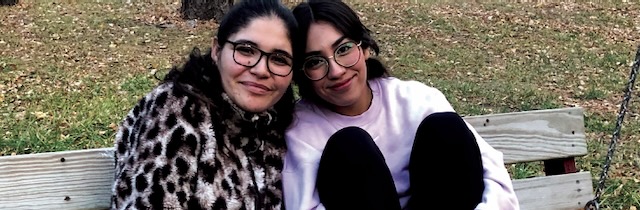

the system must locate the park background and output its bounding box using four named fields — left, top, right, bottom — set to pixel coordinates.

left=0, top=0, right=639, bottom=209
